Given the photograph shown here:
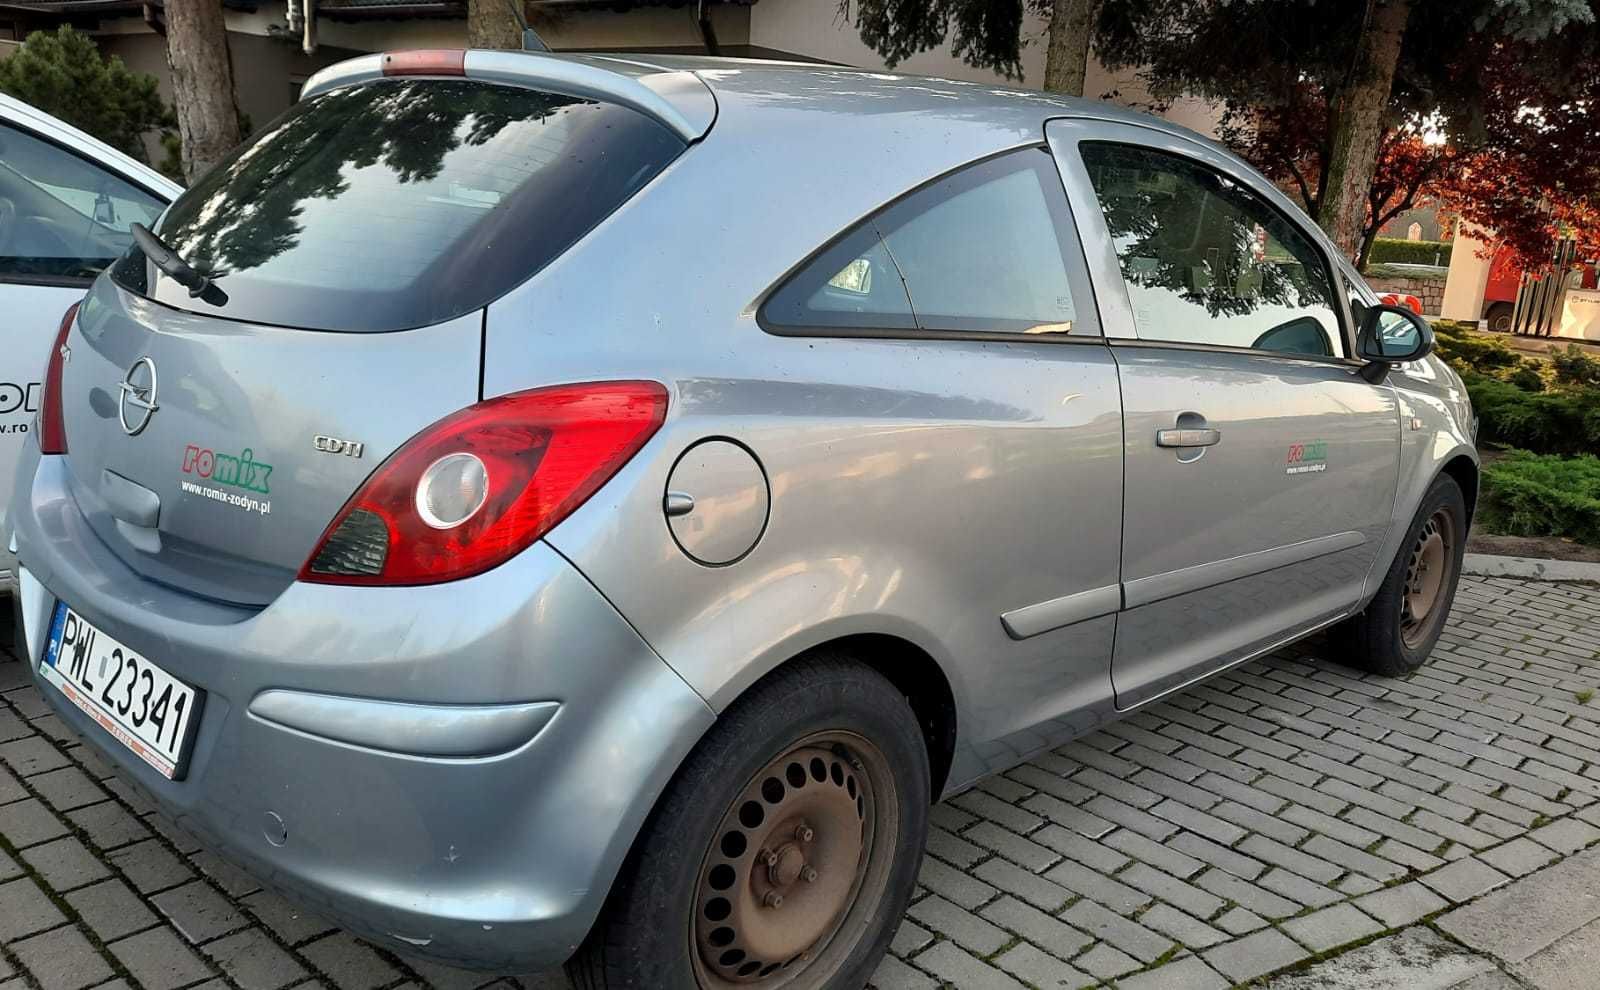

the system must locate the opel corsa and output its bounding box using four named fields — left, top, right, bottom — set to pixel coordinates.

left=11, top=50, right=1477, bottom=989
